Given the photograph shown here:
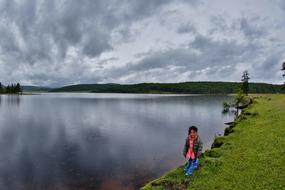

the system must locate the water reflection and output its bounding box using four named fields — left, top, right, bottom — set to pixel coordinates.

left=7, top=95, right=21, bottom=106
left=0, top=95, right=21, bottom=106
left=0, top=93, right=234, bottom=189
